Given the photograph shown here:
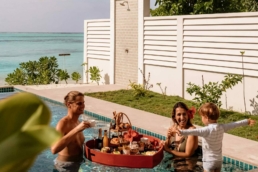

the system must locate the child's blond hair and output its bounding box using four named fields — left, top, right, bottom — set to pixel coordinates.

left=198, top=103, right=220, bottom=120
